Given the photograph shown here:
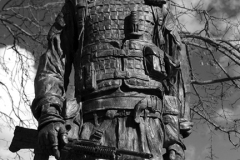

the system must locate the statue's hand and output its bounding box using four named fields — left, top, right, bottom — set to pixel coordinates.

left=169, top=150, right=176, bottom=160
left=38, top=122, right=68, bottom=159
left=179, top=119, right=193, bottom=138
left=163, top=149, right=184, bottom=160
